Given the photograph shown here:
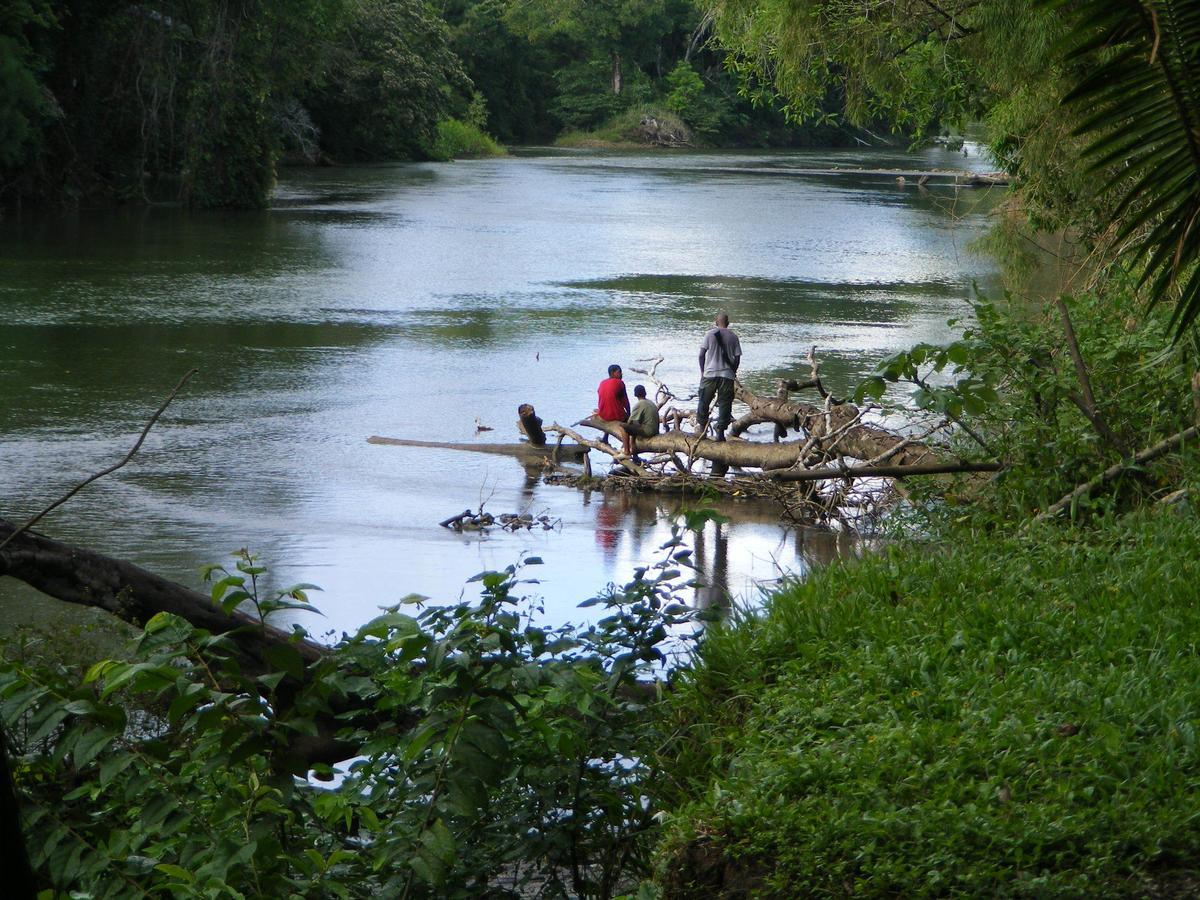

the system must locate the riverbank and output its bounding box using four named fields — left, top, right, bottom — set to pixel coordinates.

left=652, top=506, right=1200, bottom=896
